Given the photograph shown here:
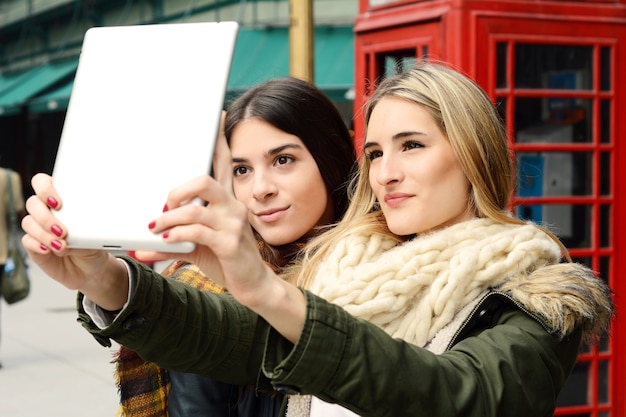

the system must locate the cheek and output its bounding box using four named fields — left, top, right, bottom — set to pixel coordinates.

left=441, top=157, right=468, bottom=195
left=297, top=176, right=330, bottom=222
left=428, top=165, right=472, bottom=225
left=368, top=166, right=382, bottom=200
left=290, top=175, right=333, bottom=241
